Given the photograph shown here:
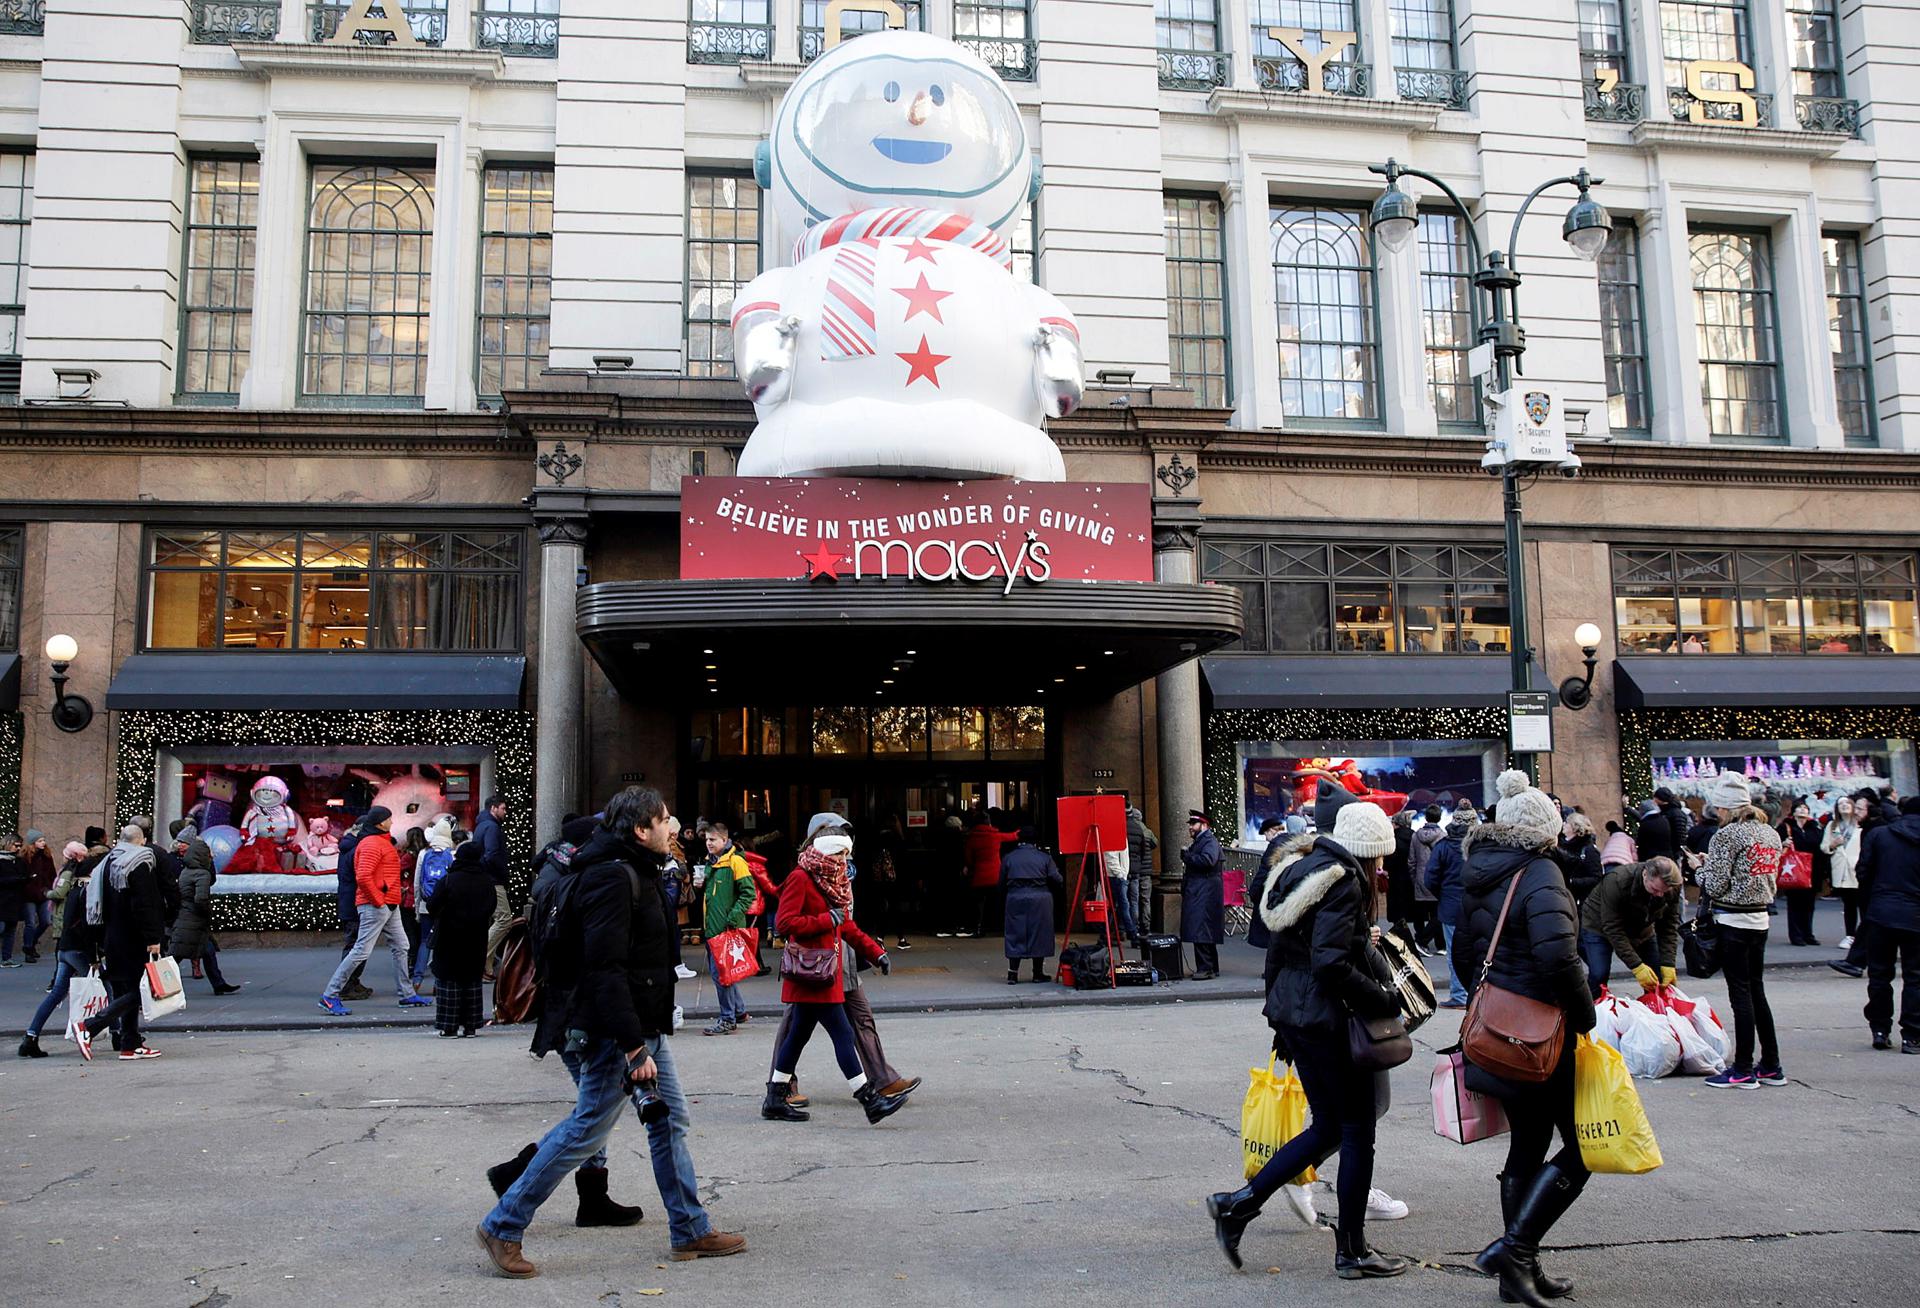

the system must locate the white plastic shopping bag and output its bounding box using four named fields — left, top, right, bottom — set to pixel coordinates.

left=1665, top=984, right=1732, bottom=1066
left=1641, top=987, right=1727, bottom=1076
left=64, top=969, right=109, bottom=1044
left=141, top=976, right=187, bottom=1024
left=1606, top=996, right=1681, bottom=1080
